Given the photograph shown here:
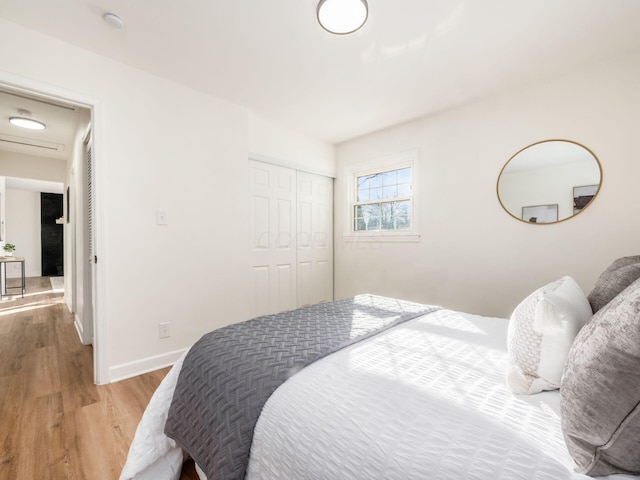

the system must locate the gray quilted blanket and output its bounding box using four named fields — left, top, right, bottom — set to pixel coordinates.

left=164, top=294, right=438, bottom=480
